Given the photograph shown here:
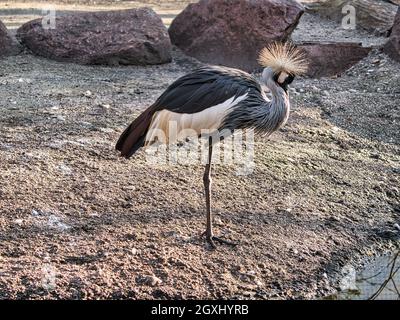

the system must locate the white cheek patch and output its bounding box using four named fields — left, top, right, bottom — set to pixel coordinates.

left=278, top=71, right=288, bottom=84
